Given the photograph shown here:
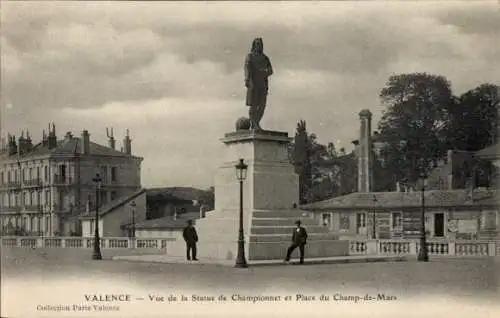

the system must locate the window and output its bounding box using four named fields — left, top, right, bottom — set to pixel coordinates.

left=485, top=211, right=497, bottom=230
left=356, top=213, right=366, bottom=234
left=90, top=220, right=94, bottom=235
left=340, top=212, right=350, bottom=230
left=392, top=212, right=403, bottom=231
left=0, top=172, right=3, bottom=184
left=322, top=213, right=331, bottom=227
left=60, top=165, right=66, bottom=182
left=44, top=166, right=48, bottom=182
left=45, top=215, right=50, bottom=233
left=29, top=168, right=33, bottom=181
left=100, top=191, right=107, bottom=206
left=45, top=190, right=51, bottom=206
left=31, top=217, right=36, bottom=232
left=36, top=167, right=40, bottom=180
left=23, top=192, right=29, bottom=206
left=111, top=191, right=118, bottom=201
left=100, top=166, right=108, bottom=183
left=111, top=167, right=117, bottom=182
